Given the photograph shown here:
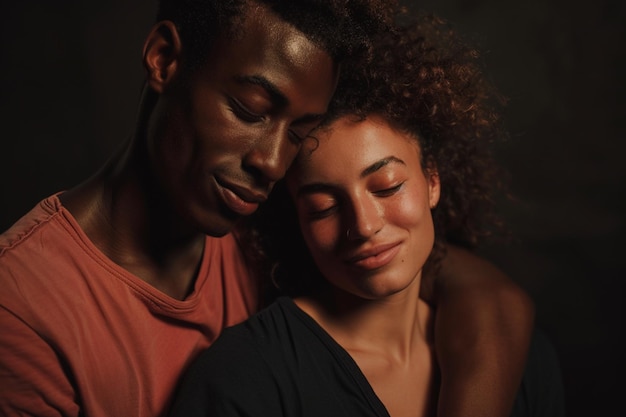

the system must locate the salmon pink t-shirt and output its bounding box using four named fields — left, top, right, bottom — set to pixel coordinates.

left=0, top=194, right=258, bottom=417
